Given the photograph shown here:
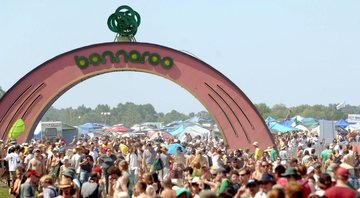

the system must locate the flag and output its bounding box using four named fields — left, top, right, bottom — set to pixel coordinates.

left=336, top=102, right=346, bottom=110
